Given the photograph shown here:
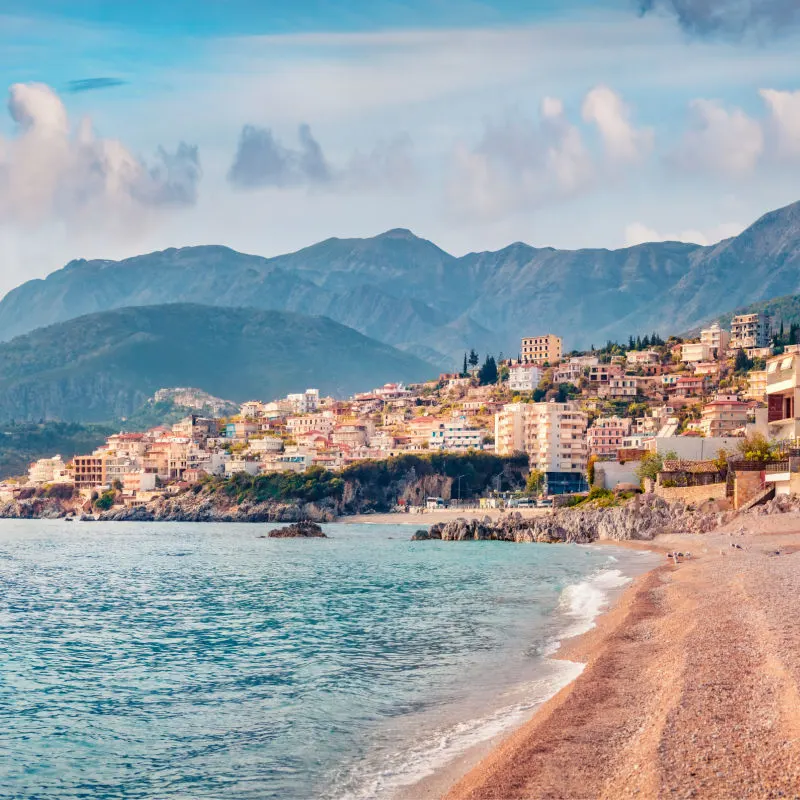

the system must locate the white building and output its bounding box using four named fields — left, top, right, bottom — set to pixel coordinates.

left=428, top=416, right=484, bottom=451
left=681, top=342, right=714, bottom=364
left=287, top=389, right=320, bottom=414
left=224, top=458, right=262, bottom=476
left=700, top=322, right=730, bottom=354
left=508, top=363, right=543, bottom=392
left=495, top=401, right=588, bottom=484
left=28, top=456, right=71, bottom=485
